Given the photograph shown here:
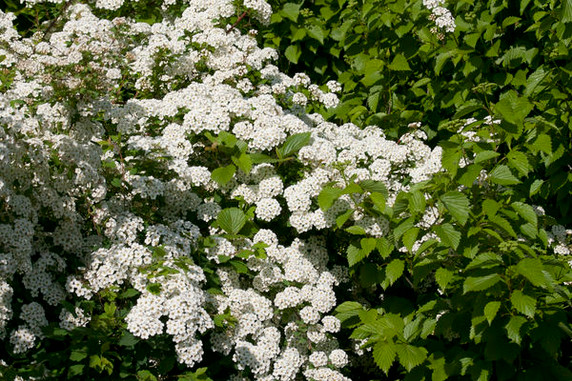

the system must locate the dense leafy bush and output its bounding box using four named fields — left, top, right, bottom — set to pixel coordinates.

left=0, top=0, right=571, bottom=380
left=261, top=0, right=572, bottom=225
